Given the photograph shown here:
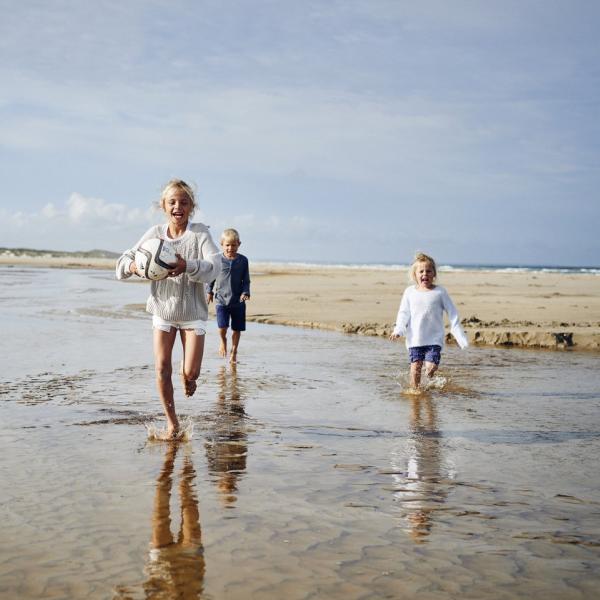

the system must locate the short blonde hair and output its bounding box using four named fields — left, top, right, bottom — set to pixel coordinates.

left=221, top=228, right=240, bottom=243
left=159, top=179, right=197, bottom=215
left=409, top=252, right=437, bottom=283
